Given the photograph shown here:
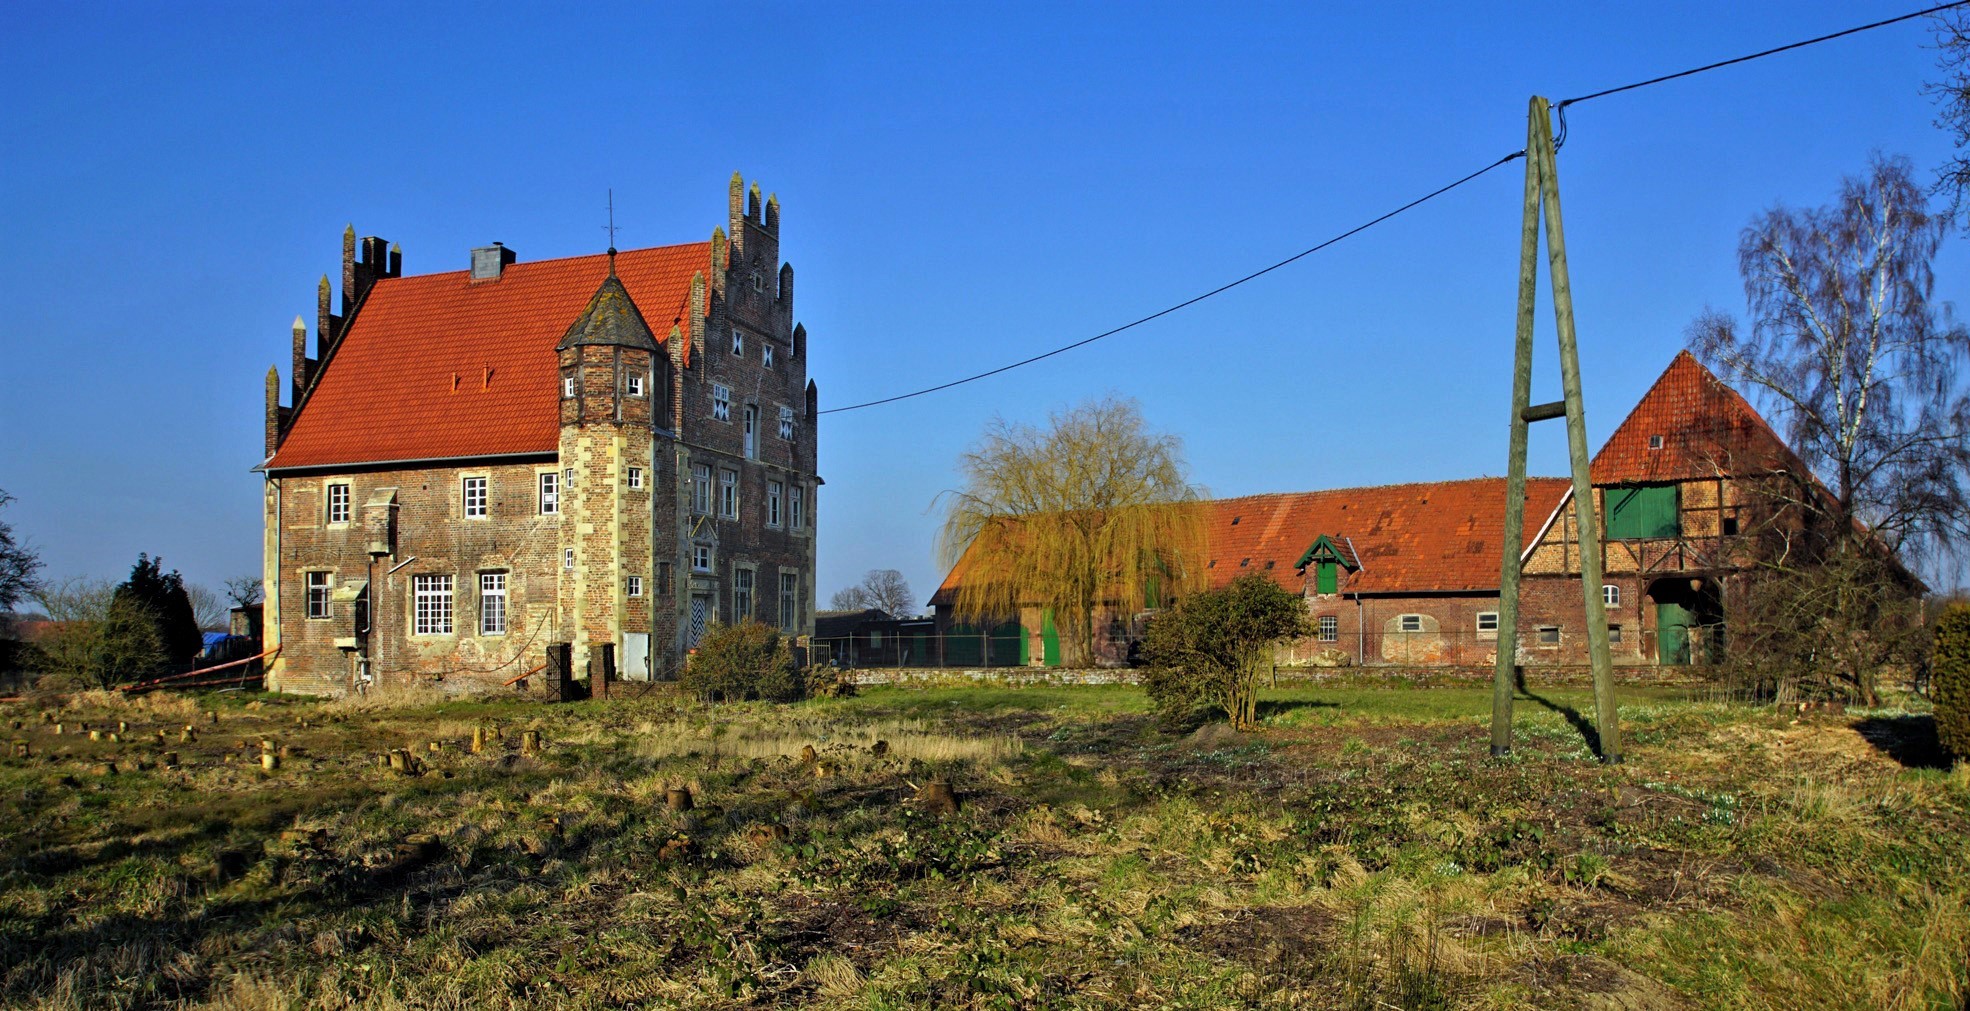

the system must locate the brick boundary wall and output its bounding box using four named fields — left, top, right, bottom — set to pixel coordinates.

left=844, top=664, right=1716, bottom=689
